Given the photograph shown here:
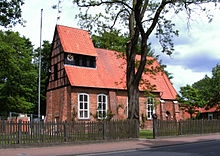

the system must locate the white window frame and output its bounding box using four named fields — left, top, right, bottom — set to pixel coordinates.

left=97, top=94, right=108, bottom=119
left=78, top=93, right=90, bottom=119
left=146, top=97, right=155, bottom=120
